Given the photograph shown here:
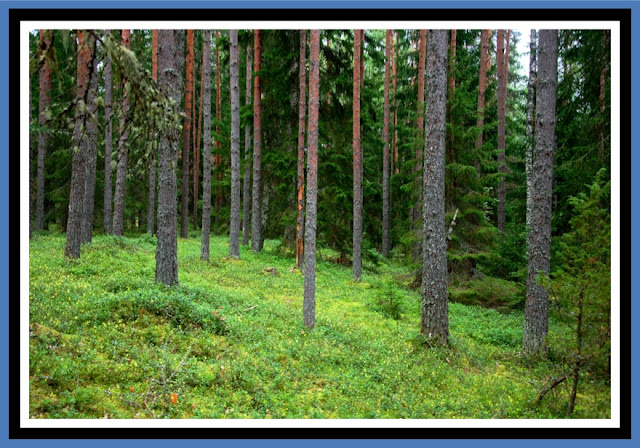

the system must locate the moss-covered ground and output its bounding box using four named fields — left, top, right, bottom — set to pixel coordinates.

left=28, top=233, right=610, bottom=419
